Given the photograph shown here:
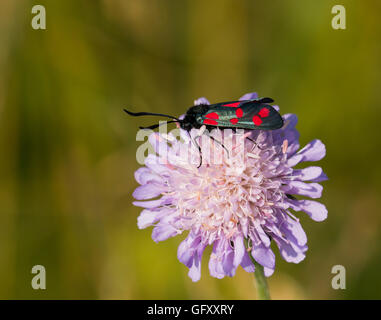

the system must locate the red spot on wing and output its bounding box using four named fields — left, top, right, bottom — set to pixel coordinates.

left=253, top=115, right=262, bottom=126
left=230, top=118, right=239, bottom=125
left=258, top=107, right=270, bottom=118
left=236, top=108, right=243, bottom=118
left=203, top=119, right=218, bottom=125
left=223, top=102, right=240, bottom=108
left=205, top=112, right=219, bottom=119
